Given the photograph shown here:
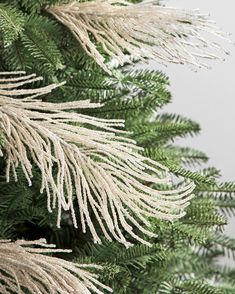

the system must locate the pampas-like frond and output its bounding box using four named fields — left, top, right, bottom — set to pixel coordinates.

left=0, top=71, right=195, bottom=247
left=0, top=238, right=112, bottom=294
left=47, top=0, right=229, bottom=73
